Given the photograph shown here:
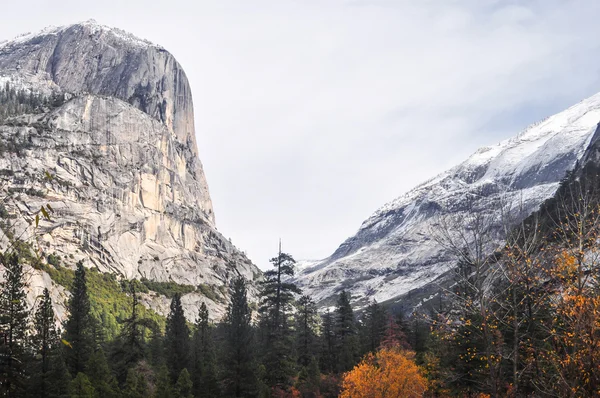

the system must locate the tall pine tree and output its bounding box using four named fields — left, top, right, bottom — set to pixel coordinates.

left=64, top=261, right=93, bottom=376
left=113, top=282, right=156, bottom=382
left=29, top=288, right=60, bottom=398
left=295, top=295, right=319, bottom=368
left=258, top=246, right=301, bottom=389
left=334, top=290, right=358, bottom=373
left=0, top=253, right=28, bottom=396
left=359, top=301, right=387, bottom=355
left=221, top=277, right=257, bottom=397
left=319, top=309, right=336, bottom=374
left=165, top=293, right=190, bottom=382
left=192, top=302, right=219, bottom=397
